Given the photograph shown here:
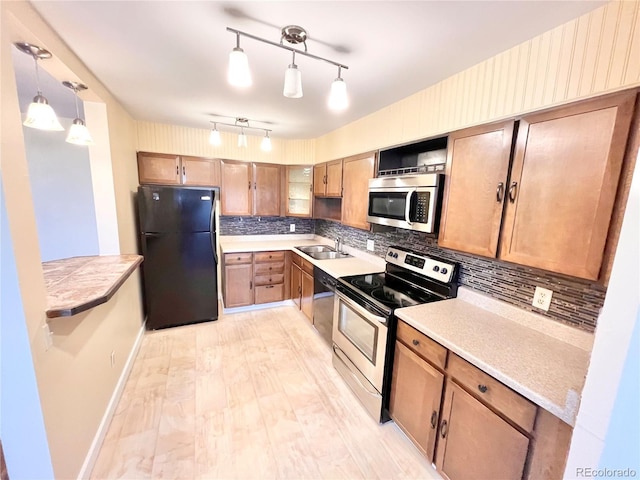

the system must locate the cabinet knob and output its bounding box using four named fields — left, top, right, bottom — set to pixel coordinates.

left=237, top=257, right=241, bottom=261
left=440, top=419, right=448, bottom=439
left=412, top=339, right=420, bottom=346
left=478, top=384, right=488, bottom=393
left=430, top=410, right=437, bottom=429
